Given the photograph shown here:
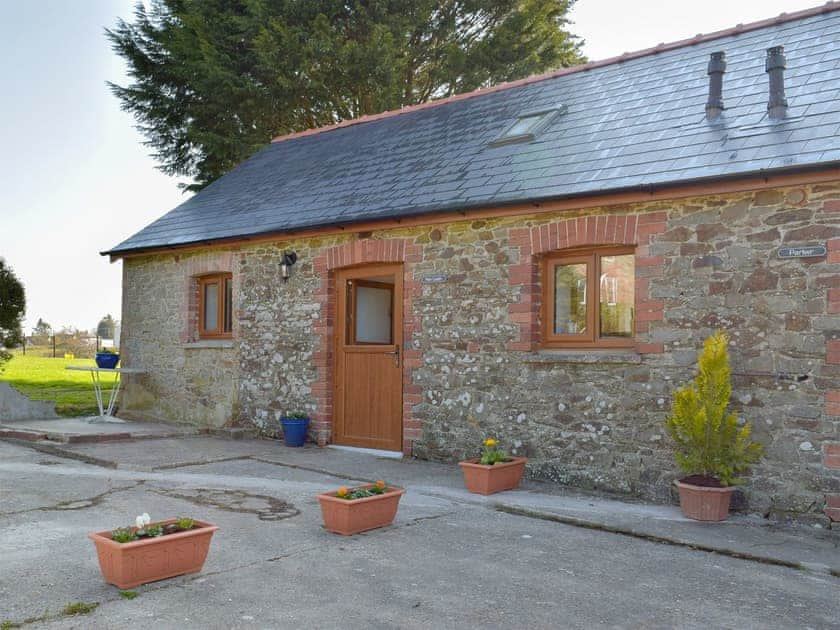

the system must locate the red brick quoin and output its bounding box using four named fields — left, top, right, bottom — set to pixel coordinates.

left=825, top=495, right=840, bottom=523
left=826, top=390, right=840, bottom=418
left=310, top=238, right=422, bottom=455
left=825, top=442, right=840, bottom=523
left=828, top=237, right=840, bottom=265
left=506, top=213, right=666, bottom=353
